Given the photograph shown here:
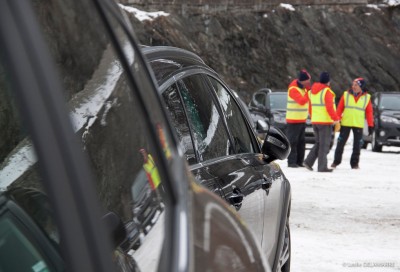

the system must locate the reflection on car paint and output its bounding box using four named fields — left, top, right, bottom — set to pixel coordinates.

left=140, top=149, right=161, bottom=190
left=156, top=124, right=172, bottom=159
left=203, top=202, right=255, bottom=262
left=0, top=141, right=36, bottom=189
